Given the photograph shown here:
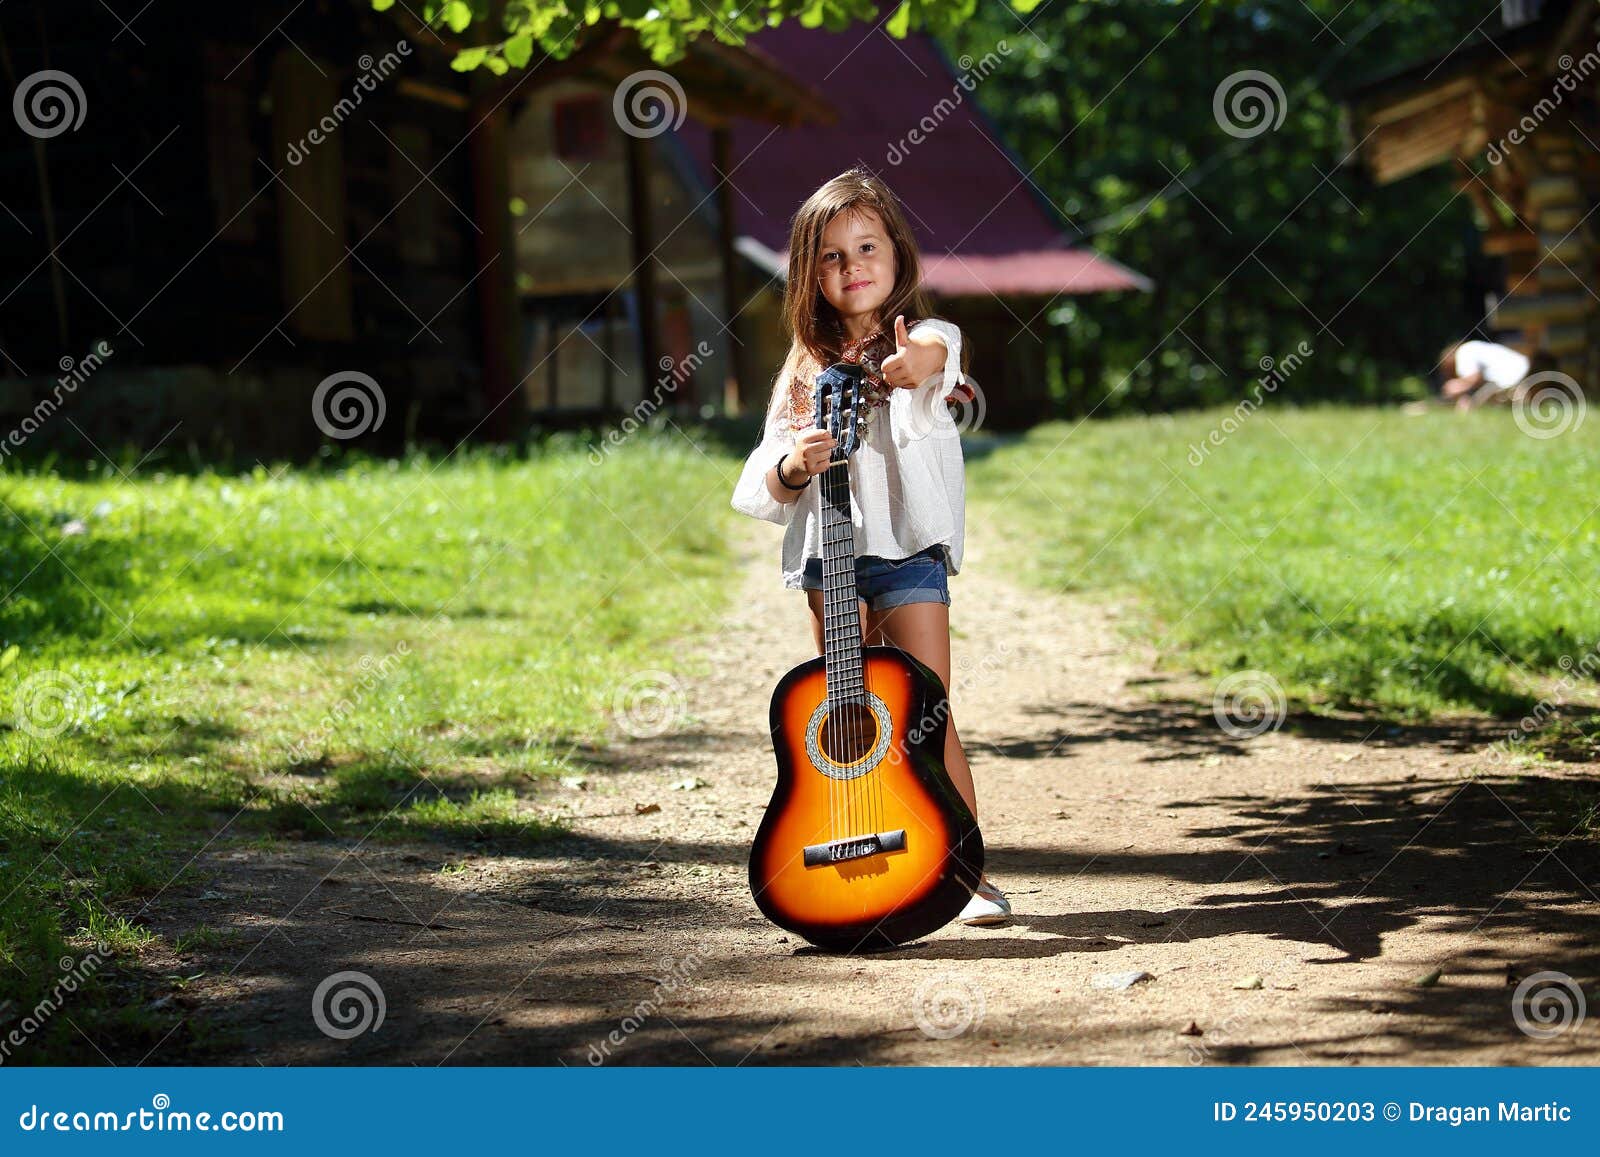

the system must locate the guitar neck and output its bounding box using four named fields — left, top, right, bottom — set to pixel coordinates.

left=818, top=460, right=864, bottom=702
